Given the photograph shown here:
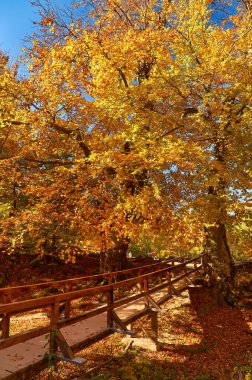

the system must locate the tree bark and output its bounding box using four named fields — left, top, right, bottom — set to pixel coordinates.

left=204, top=222, right=235, bottom=305
left=100, top=241, right=130, bottom=273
